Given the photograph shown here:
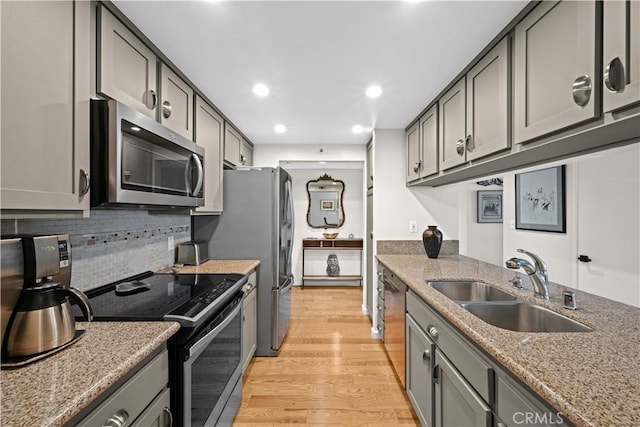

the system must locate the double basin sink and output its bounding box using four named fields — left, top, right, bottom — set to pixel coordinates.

left=428, top=280, right=592, bottom=333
